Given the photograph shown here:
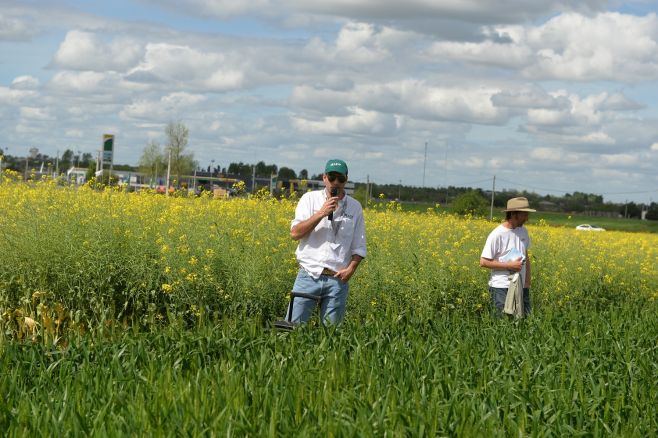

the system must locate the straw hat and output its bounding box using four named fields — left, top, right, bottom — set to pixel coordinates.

left=504, top=197, right=536, bottom=212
